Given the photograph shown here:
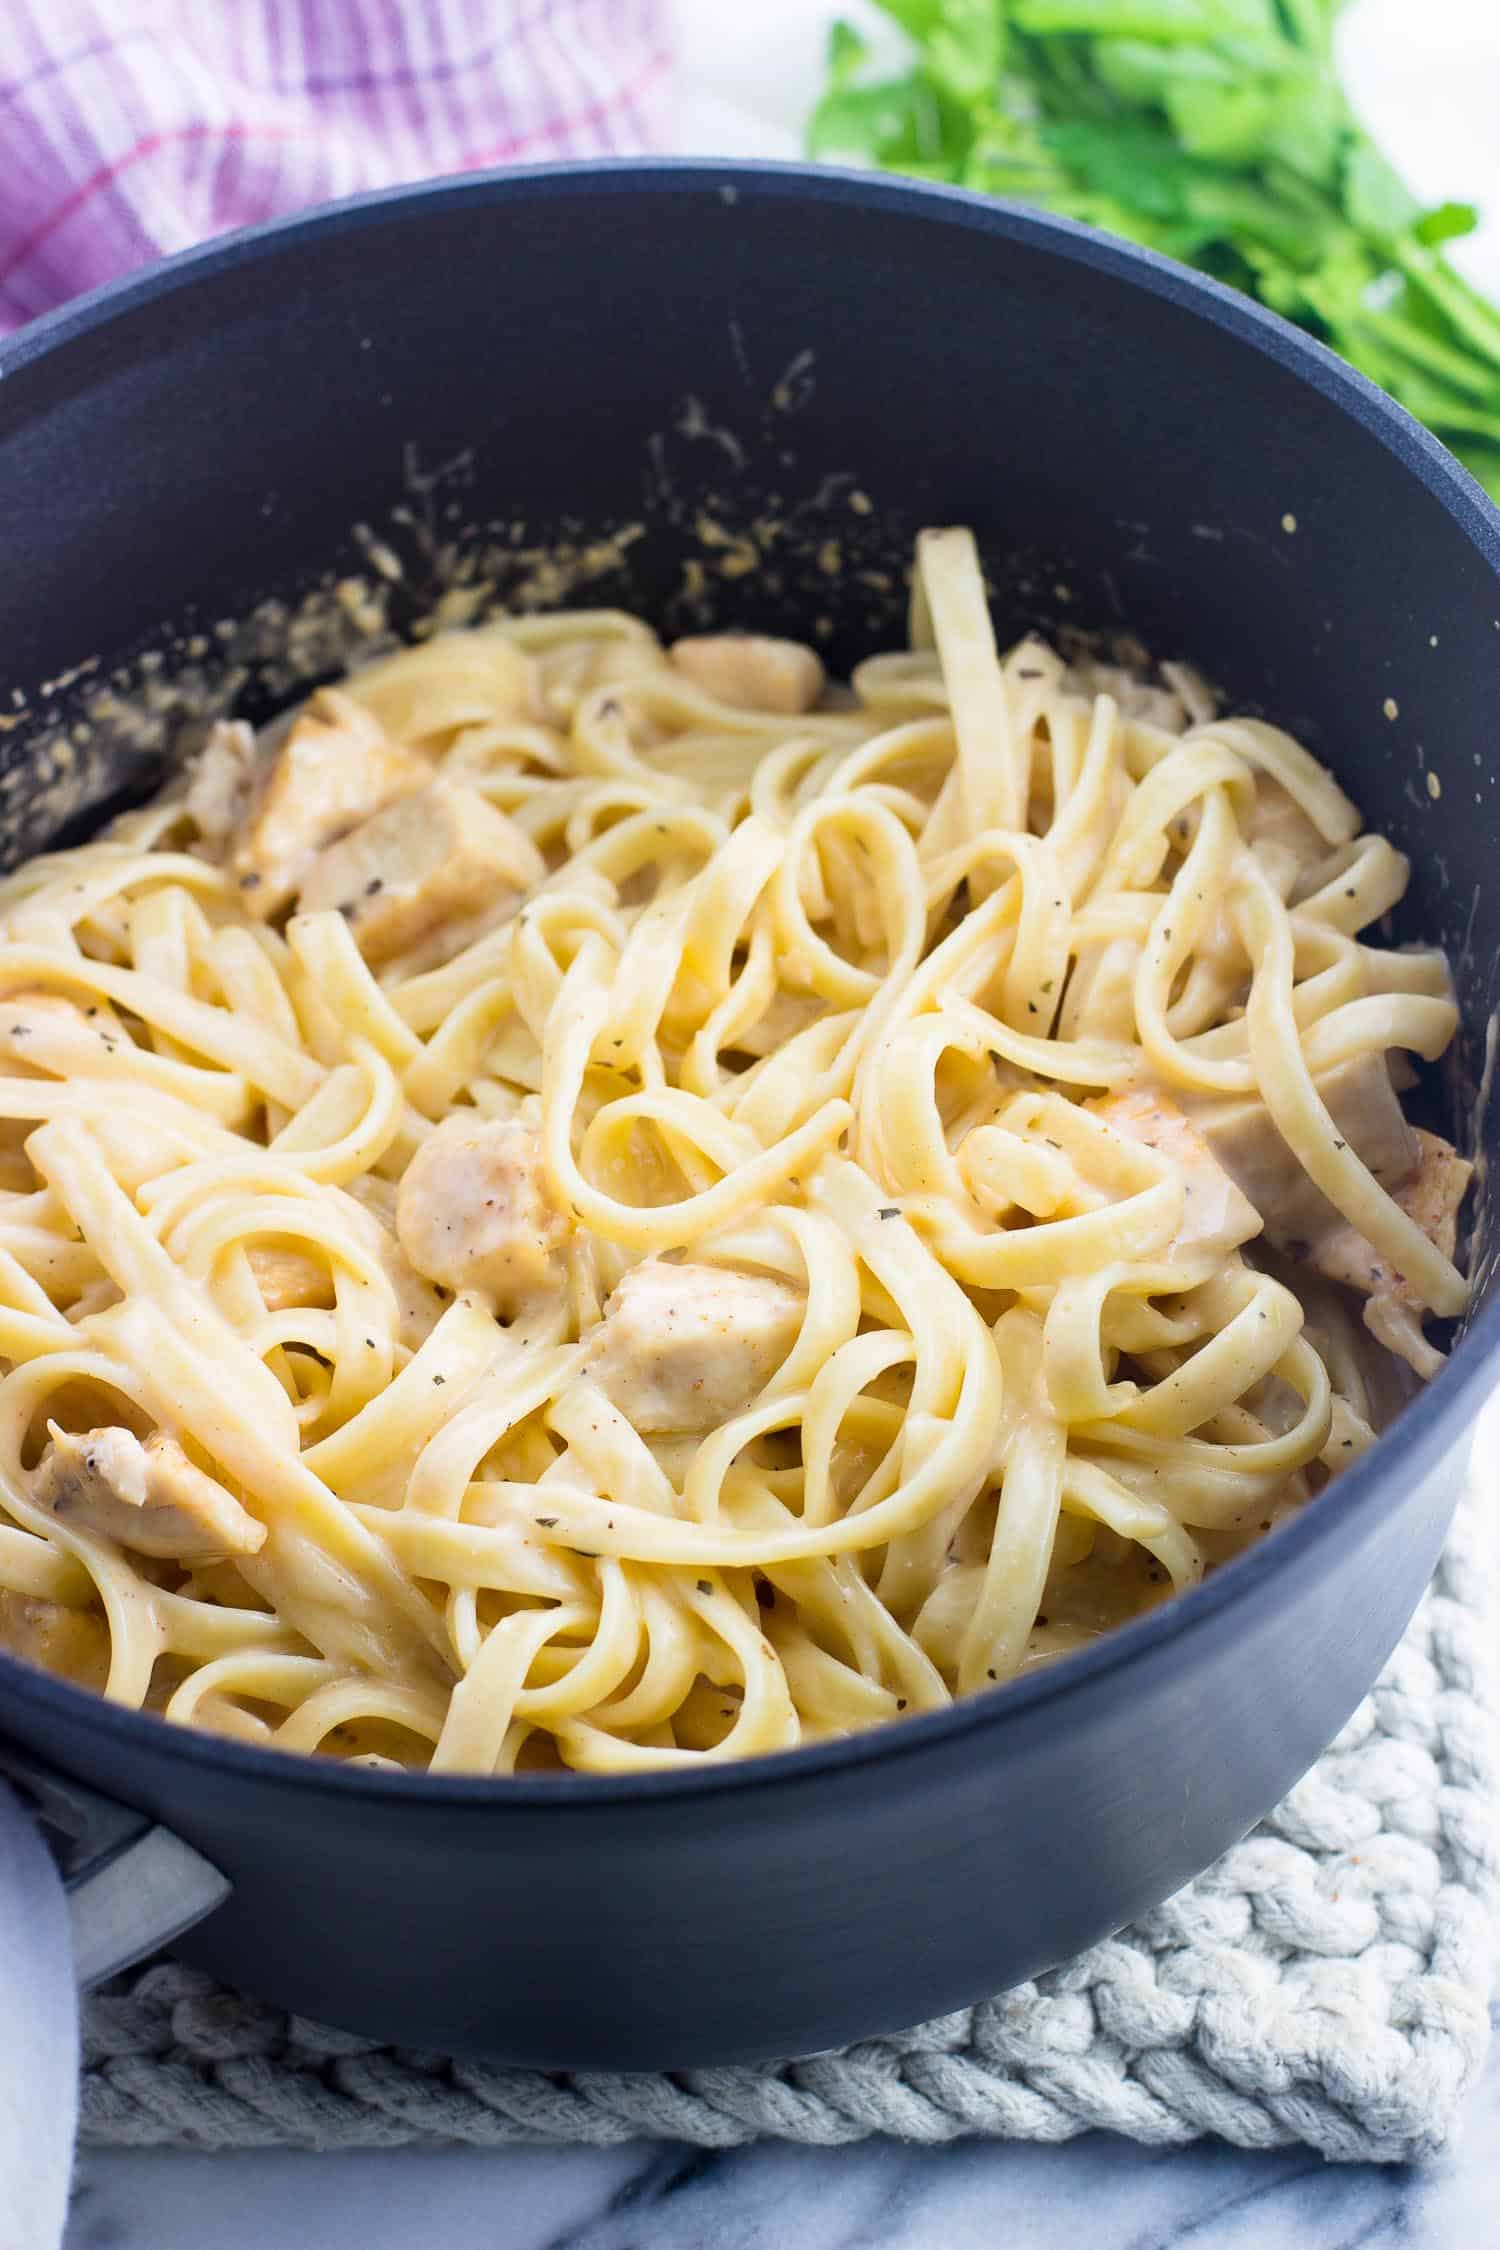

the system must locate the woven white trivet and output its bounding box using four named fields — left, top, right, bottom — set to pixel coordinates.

left=77, top=1445, right=1499, bottom=2166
